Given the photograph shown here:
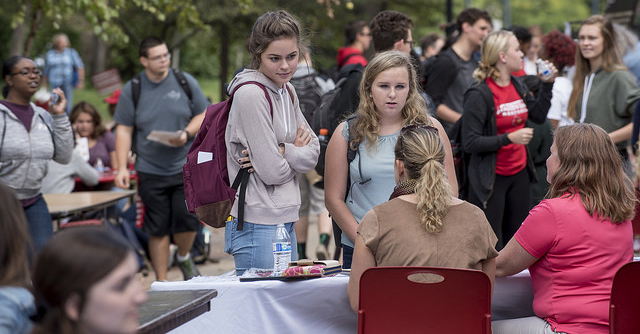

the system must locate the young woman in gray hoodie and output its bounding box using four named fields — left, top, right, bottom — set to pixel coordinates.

left=0, top=56, right=73, bottom=252
left=224, top=10, right=320, bottom=275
